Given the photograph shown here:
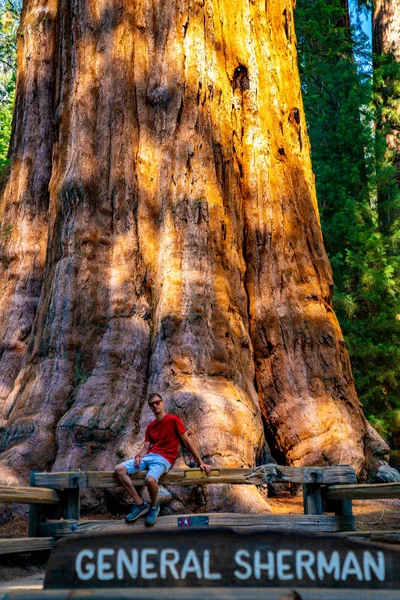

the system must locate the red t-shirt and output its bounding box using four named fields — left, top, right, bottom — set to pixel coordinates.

left=145, top=414, right=186, bottom=466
